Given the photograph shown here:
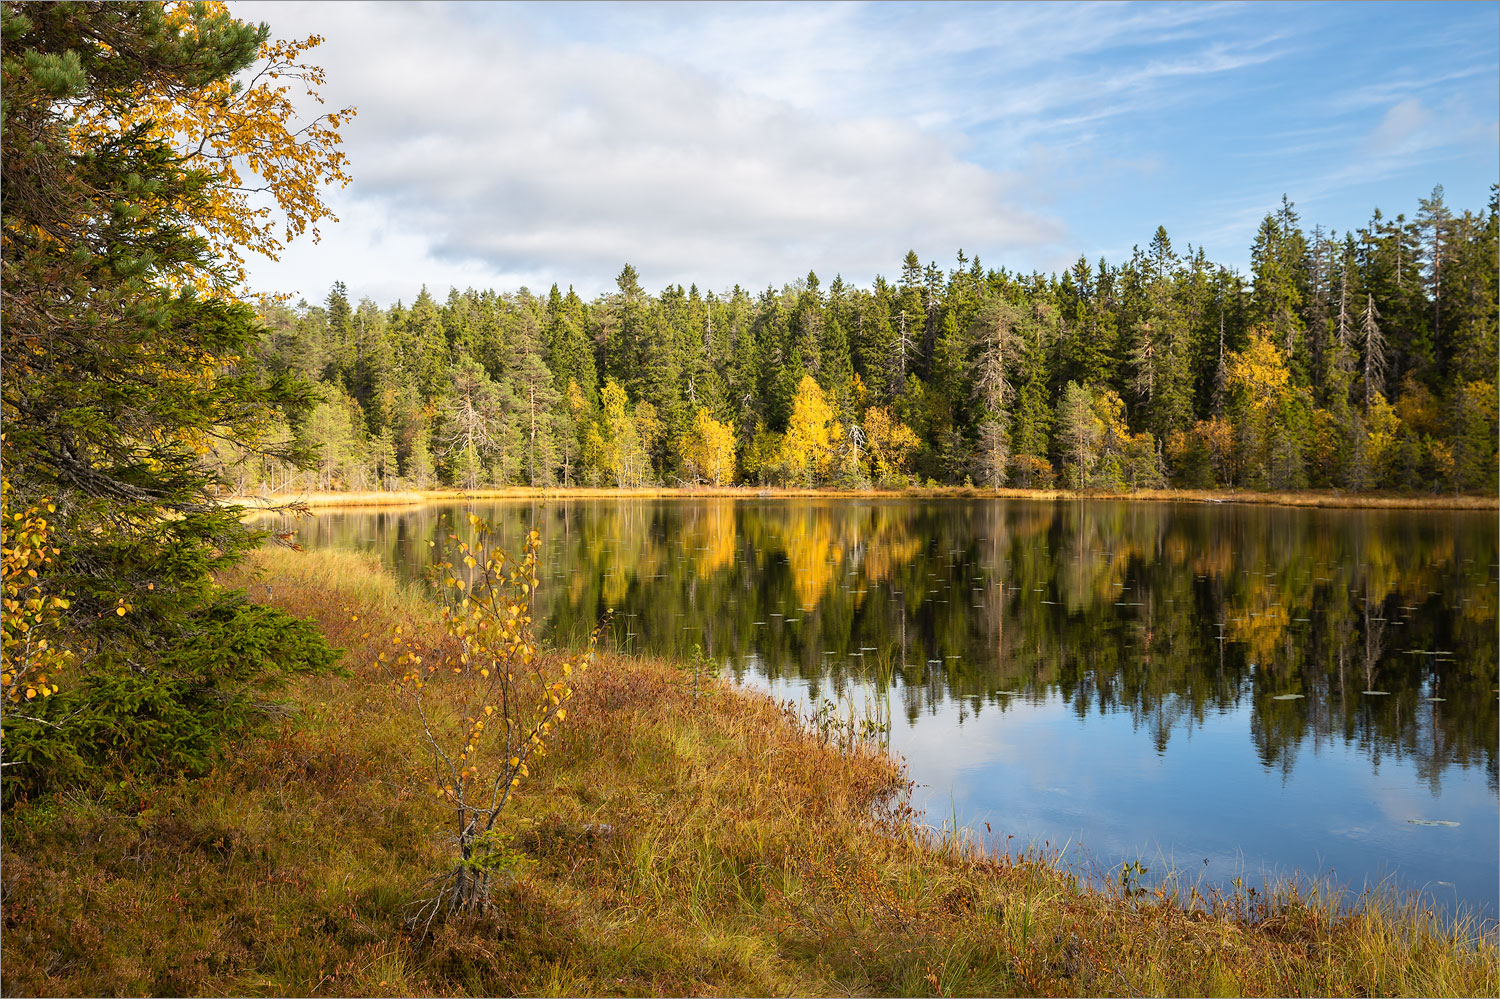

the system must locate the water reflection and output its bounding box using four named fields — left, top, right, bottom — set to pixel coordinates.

left=270, top=498, right=1498, bottom=911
